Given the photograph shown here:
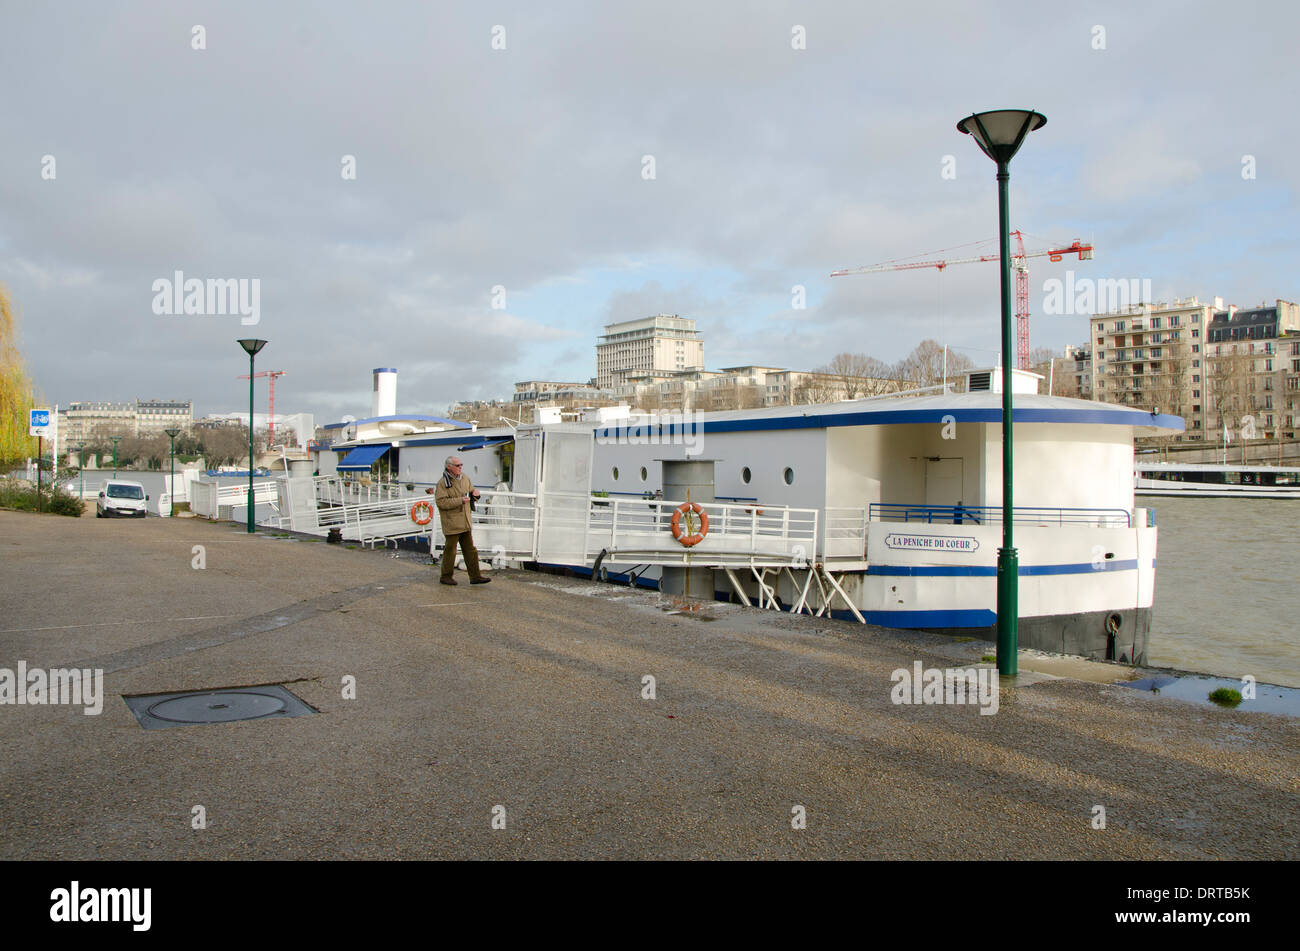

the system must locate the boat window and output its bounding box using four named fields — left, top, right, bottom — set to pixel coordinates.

left=783, top=467, right=794, bottom=486
left=639, top=466, right=647, bottom=482
left=612, top=467, right=619, bottom=481
left=741, top=467, right=751, bottom=484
